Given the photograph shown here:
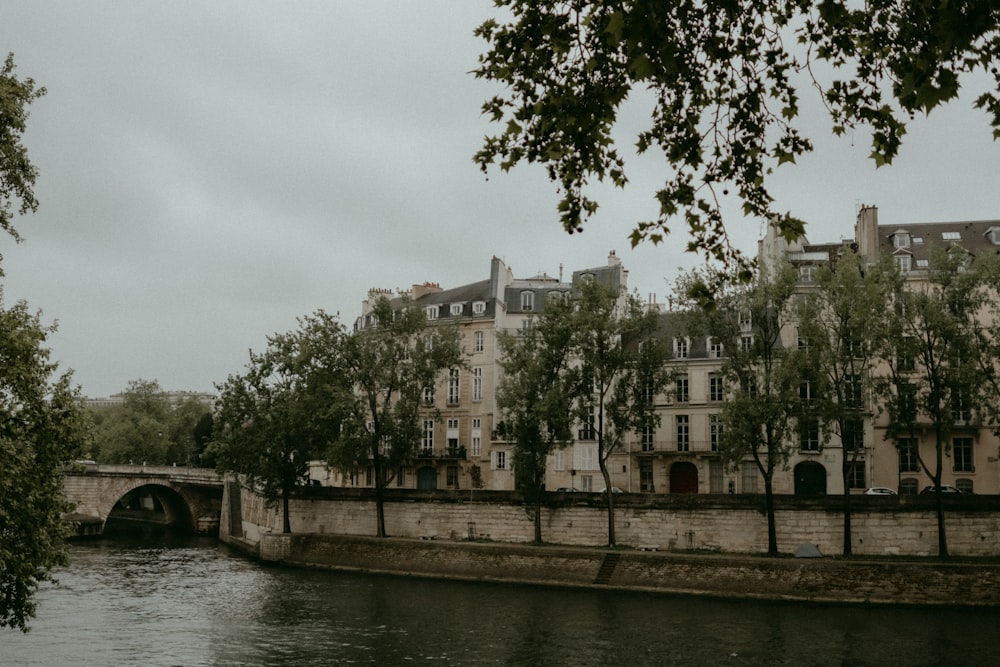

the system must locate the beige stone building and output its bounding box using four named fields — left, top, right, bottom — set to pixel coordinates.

left=328, top=208, right=999, bottom=497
